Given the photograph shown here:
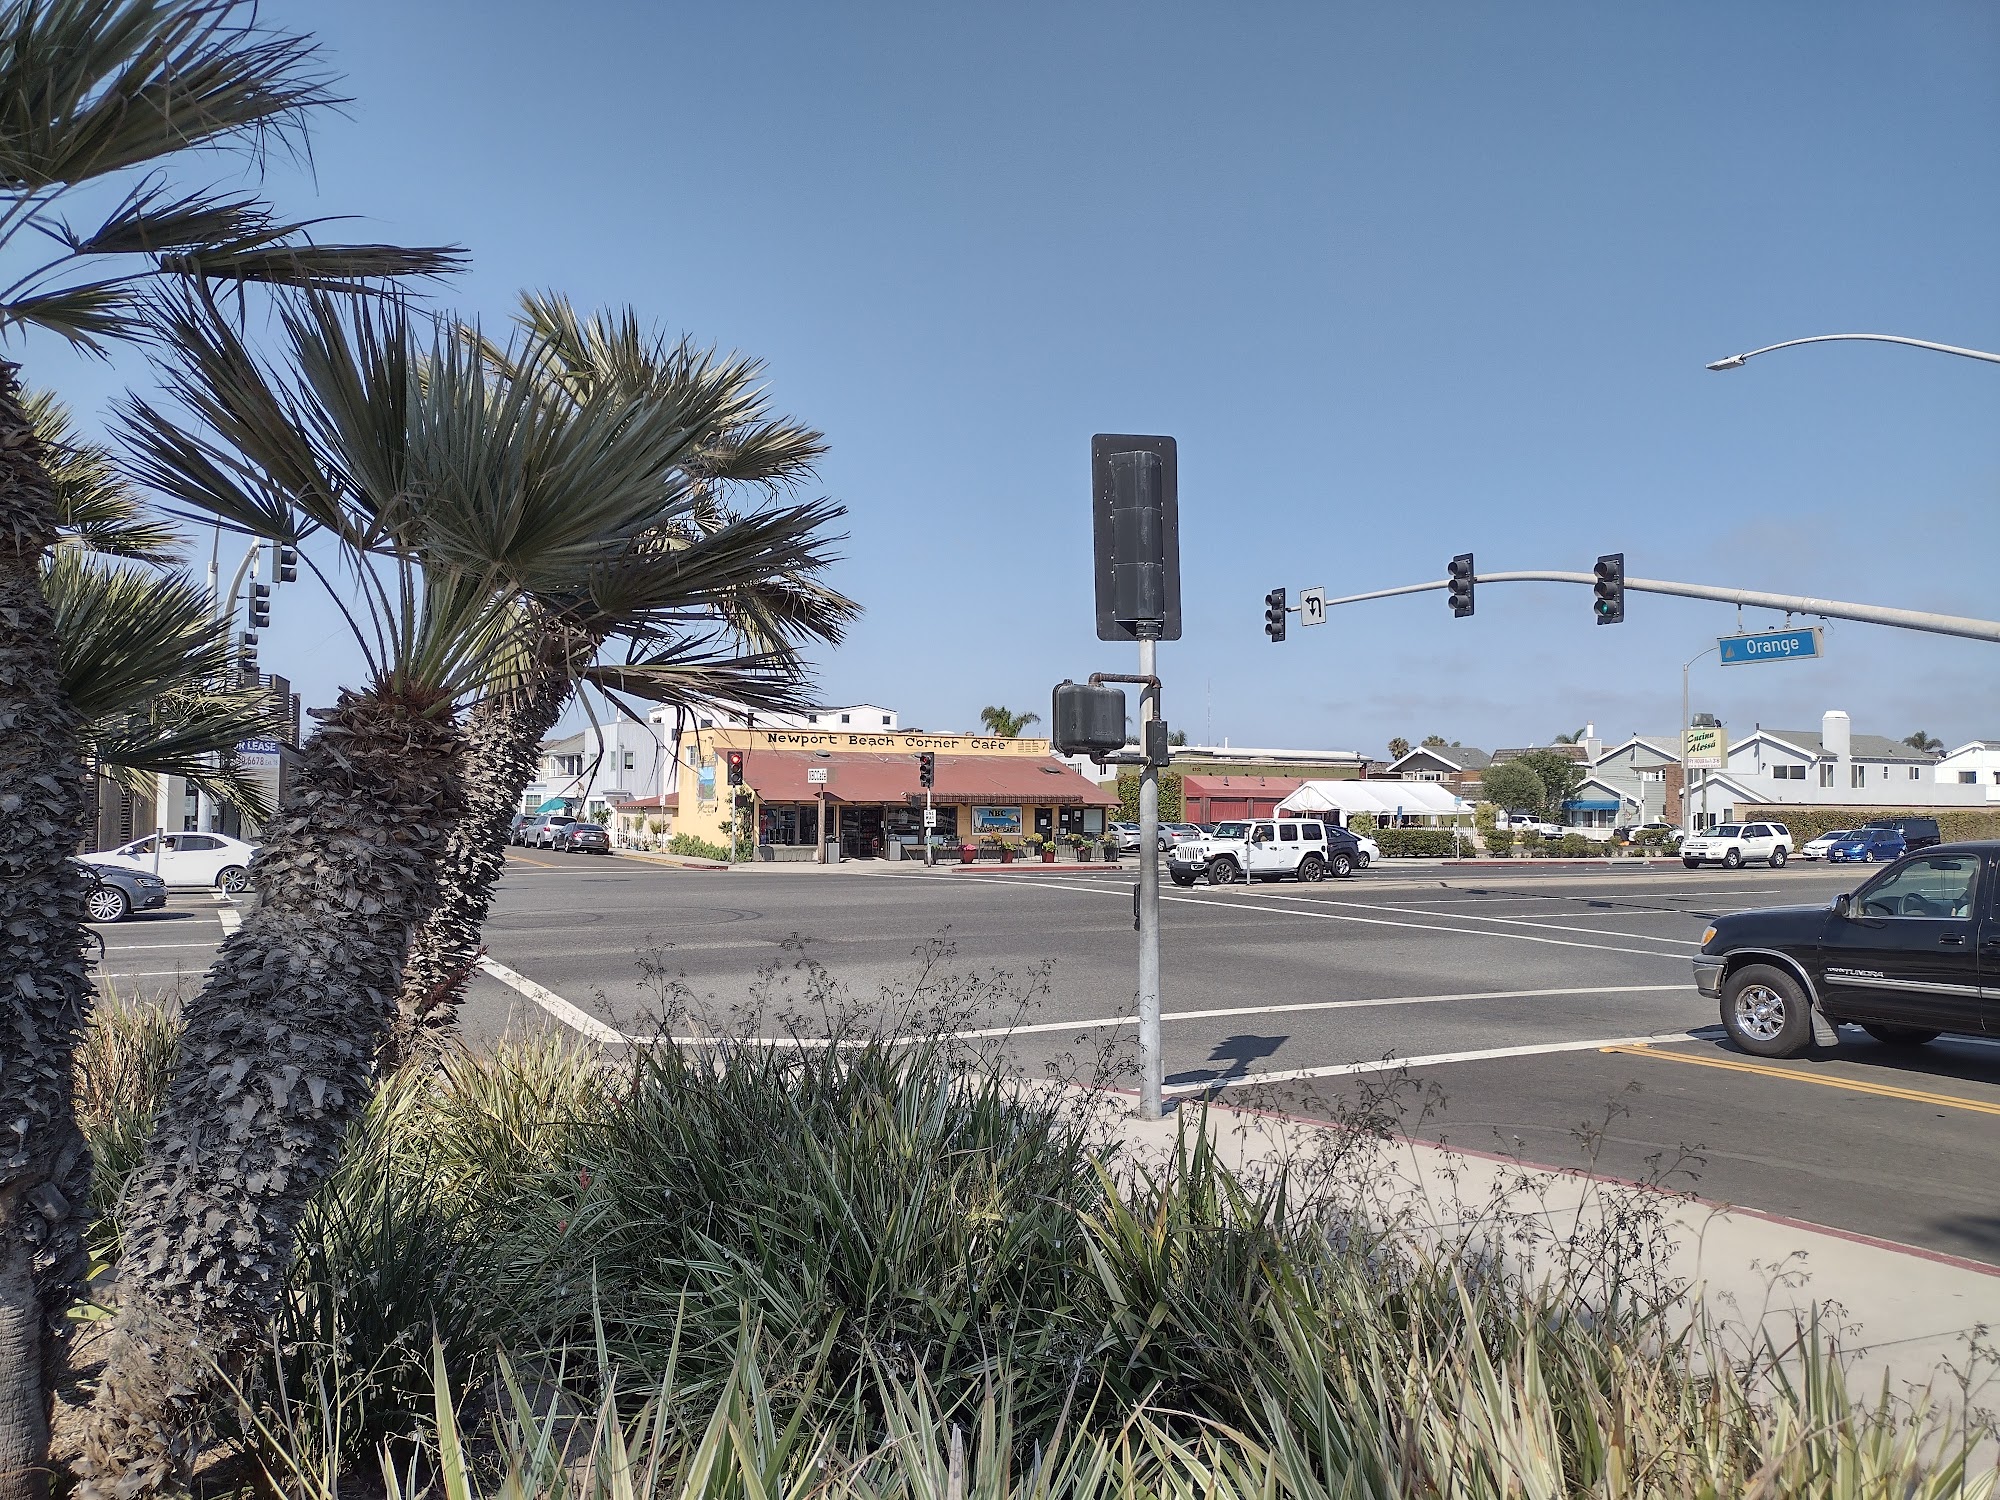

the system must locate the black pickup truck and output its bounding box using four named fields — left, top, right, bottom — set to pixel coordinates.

left=1693, top=840, right=1998, bottom=1057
